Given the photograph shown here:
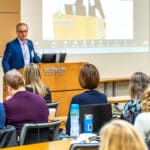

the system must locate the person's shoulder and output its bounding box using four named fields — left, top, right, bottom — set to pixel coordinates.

left=97, top=91, right=107, bottom=97
left=3, top=97, right=14, bottom=107
left=137, top=112, right=150, bottom=119
left=27, top=39, right=33, bottom=44
left=26, top=39, right=34, bottom=48
left=92, top=90, right=107, bottom=99
left=71, top=93, right=84, bottom=103
left=25, top=90, right=37, bottom=96
left=125, top=99, right=136, bottom=106
left=73, top=90, right=90, bottom=99
left=73, top=90, right=106, bottom=98
left=27, top=91, right=44, bottom=100
left=135, top=112, right=150, bottom=124
left=6, top=38, right=18, bottom=45
left=72, top=93, right=83, bottom=100
left=71, top=90, right=93, bottom=102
